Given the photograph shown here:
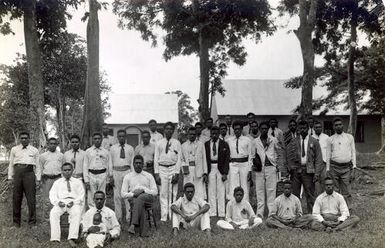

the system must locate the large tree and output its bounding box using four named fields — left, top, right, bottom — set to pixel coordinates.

left=113, top=0, right=274, bottom=121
